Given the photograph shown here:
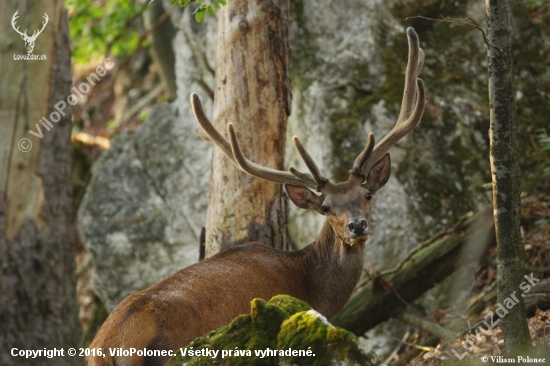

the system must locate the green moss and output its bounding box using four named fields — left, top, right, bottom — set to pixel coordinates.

left=166, top=295, right=379, bottom=366
left=277, top=310, right=379, bottom=366
left=268, top=294, right=311, bottom=315
left=168, top=298, right=287, bottom=366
